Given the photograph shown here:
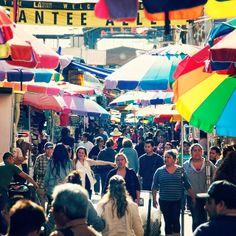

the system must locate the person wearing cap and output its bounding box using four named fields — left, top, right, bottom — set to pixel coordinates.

left=110, top=128, right=122, bottom=150
left=194, top=180, right=236, bottom=236
left=33, top=141, right=54, bottom=209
